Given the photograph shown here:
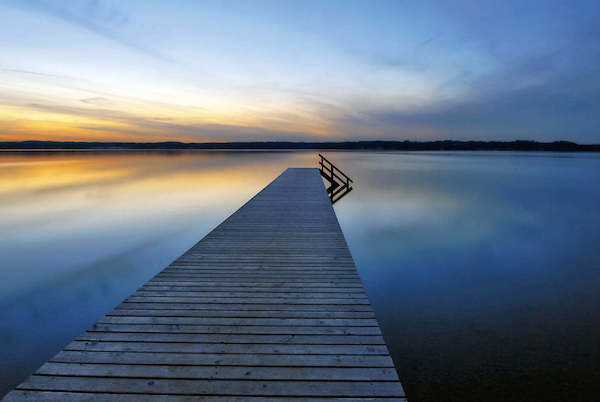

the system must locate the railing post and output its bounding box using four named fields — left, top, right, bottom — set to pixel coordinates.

left=329, top=164, right=334, bottom=200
